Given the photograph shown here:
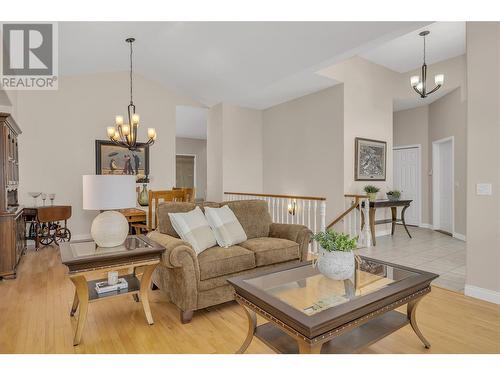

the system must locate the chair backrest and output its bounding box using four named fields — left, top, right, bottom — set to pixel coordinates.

left=148, top=190, right=188, bottom=230
left=37, top=205, right=72, bottom=223
left=173, top=187, right=195, bottom=202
